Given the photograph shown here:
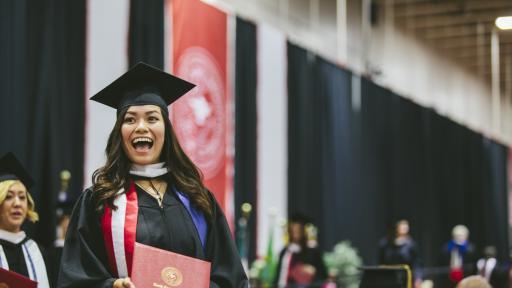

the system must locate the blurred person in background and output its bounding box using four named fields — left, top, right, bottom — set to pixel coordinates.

left=49, top=170, right=75, bottom=286
left=0, top=152, right=51, bottom=287
left=444, top=225, right=476, bottom=286
left=378, top=219, right=422, bottom=288
left=274, top=213, right=327, bottom=287
left=49, top=199, right=74, bottom=286
left=476, top=245, right=509, bottom=287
